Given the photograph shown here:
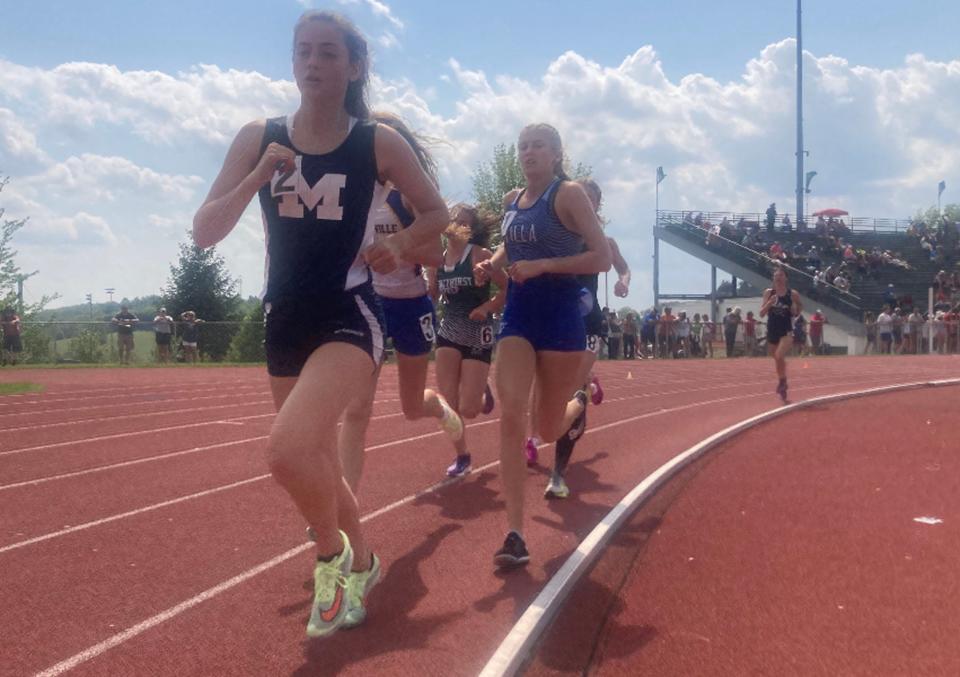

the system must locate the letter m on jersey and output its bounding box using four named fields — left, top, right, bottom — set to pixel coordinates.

left=272, top=156, right=347, bottom=220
